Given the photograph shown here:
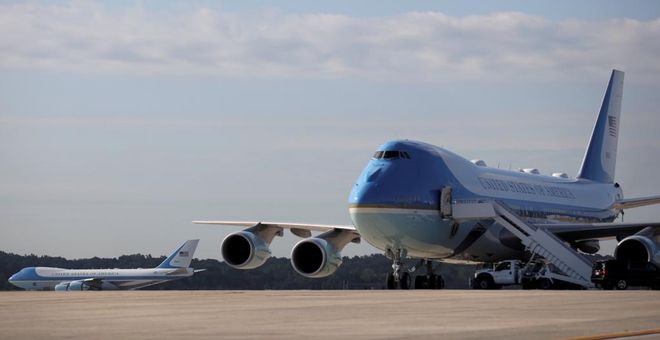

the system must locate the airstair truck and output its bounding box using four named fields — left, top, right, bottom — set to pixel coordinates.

left=472, top=260, right=583, bottom=289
